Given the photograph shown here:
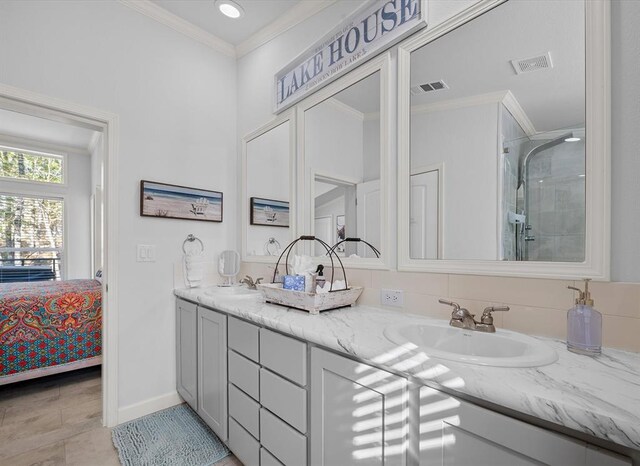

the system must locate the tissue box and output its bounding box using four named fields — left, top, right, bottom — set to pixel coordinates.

left=283, top=275, right=305, bottom=291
